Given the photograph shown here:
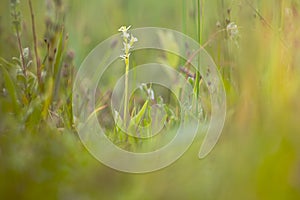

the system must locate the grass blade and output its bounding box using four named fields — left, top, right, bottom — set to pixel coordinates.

left=0, top=64, right=20, bottom=114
